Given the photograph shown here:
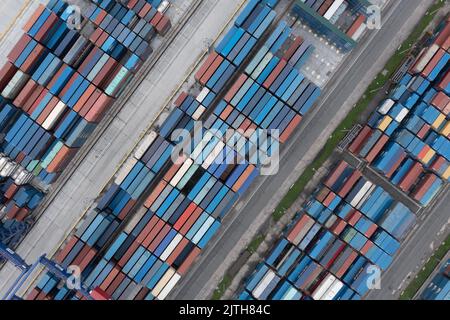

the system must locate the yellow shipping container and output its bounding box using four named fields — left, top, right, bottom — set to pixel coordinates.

left=432, top=113, right=445, bottom=130
left=422, top=149, right=436, bottom=165
left=441, top=121, right=450, bottom=137
left=378, top=116, right=393, bottom=132
left=444, top=167, right=450, bottom=180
